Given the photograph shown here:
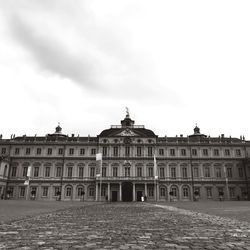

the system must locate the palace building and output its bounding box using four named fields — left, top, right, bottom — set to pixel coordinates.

left=0, top=112, right=250, bottom=202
